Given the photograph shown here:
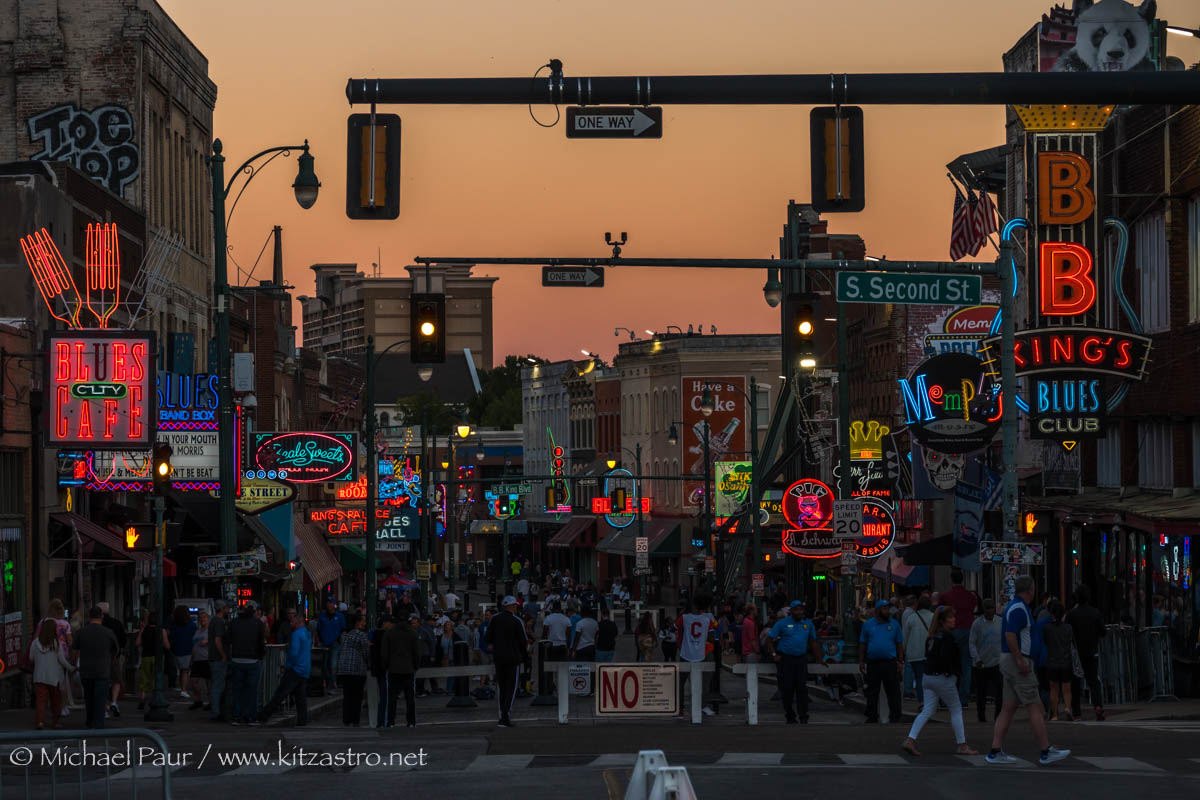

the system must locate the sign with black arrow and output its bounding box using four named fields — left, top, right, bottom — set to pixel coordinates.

left=542, top=266, right=605, bottom=288
left=566, top=107, right=662, bottom=139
